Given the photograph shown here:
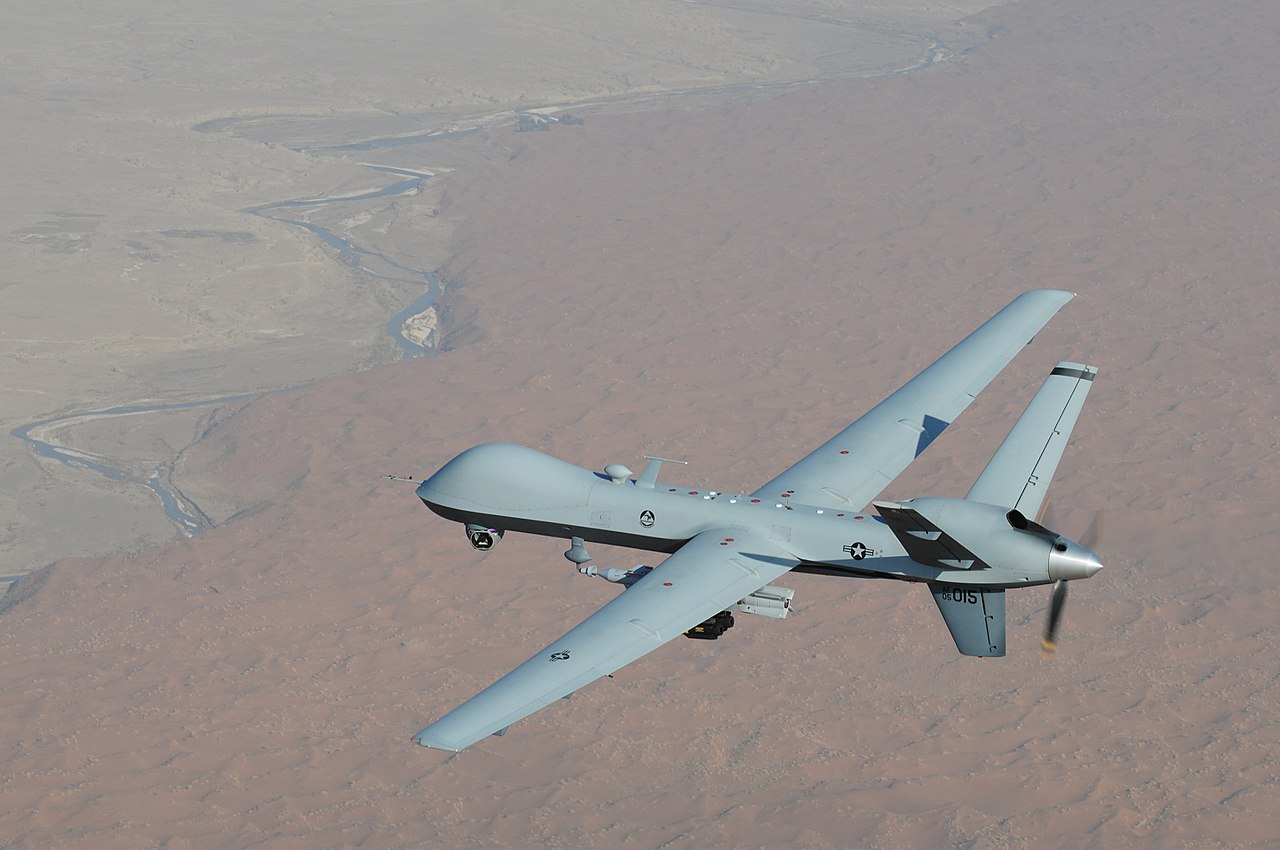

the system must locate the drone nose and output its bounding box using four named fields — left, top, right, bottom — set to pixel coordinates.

left=1047, top=539, right=1104, bottom=581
